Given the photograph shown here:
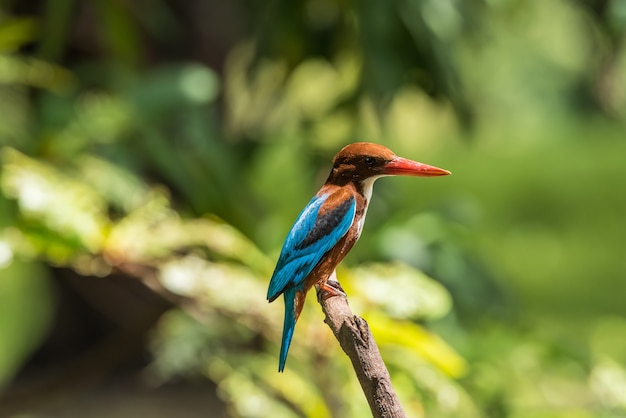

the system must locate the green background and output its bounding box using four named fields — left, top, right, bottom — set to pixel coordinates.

left=0, top=0, right=625, bottom=416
